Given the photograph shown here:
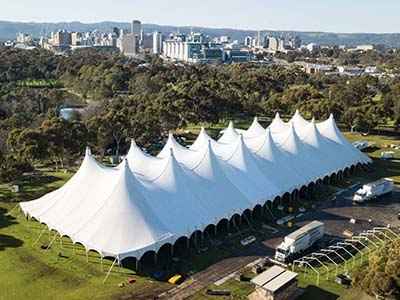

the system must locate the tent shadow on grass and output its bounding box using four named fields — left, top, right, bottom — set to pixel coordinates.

left=0, top=234, right=24, bottom=251
left=0, top=207, right=19, bottom=229
left=0, top=207, right=24, bottom=251
left=297, top=285, right=339, bottom=300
